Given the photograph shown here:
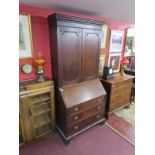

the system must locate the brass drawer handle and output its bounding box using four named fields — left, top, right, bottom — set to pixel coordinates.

left=74, top=125, right=79, bottom=130
left=98, top=98, right=101, bottom=102
left=74, top=115, right=79, bottom=121
left=96, top=115, right=100, bottom=119
left=97, top=106, right=101, bottom=110
left=74, top=107, right=79, bottom=112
